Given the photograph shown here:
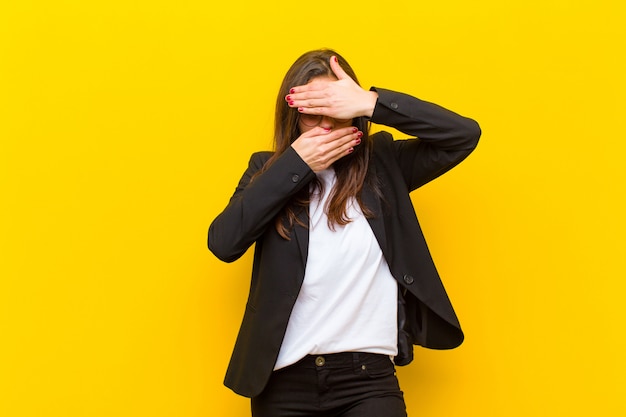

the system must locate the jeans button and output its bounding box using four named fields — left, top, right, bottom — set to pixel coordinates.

left=315, top=356, right=325, bottom=367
